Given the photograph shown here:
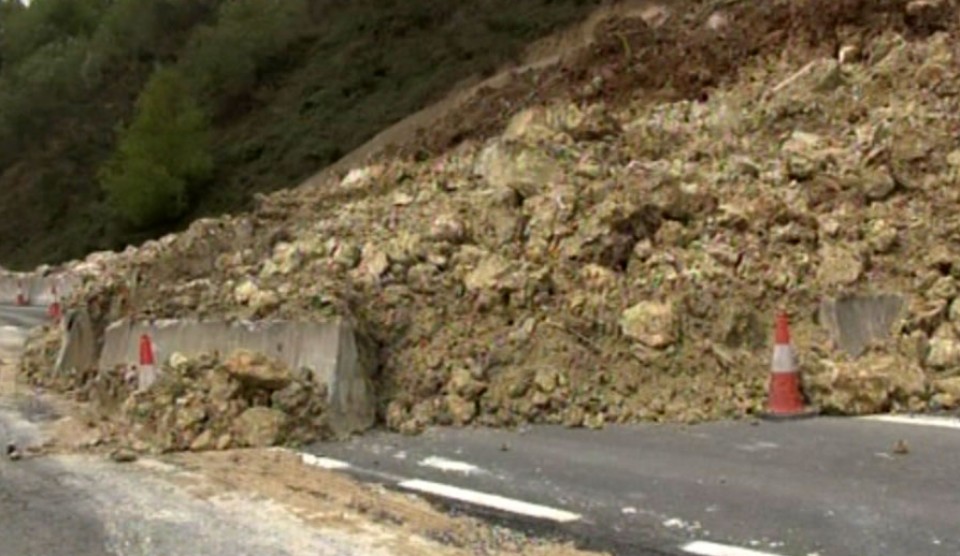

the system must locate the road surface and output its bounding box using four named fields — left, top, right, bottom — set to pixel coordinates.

left=5, top=303, right=958, bottom=555
left=0, top=305, right=418, bottom=556
left=308, top=416, right=960, bottom=556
